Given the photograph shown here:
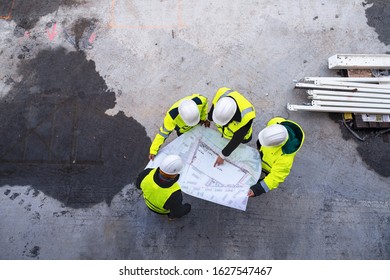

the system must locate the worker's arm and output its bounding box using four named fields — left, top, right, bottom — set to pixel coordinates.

left=249, top=181, right=266, bottom=197
left=256, top=139, right=261, bottom=150
left=198, top=95, right=210, bottom=127
left=149, top=115, right=176, bottom=156
left=207, top=104, right=214, bottom=121
left=135, top=168, right=153, bottom=189
left=198, top=95, right=209, bottom=121
left=221, top=119, right=253, bottom=157
left=164, top=190, right=191, bottom=219
left=250, top=155, right=295, bottom=195
left=262, top=155, right=294, bottom=190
